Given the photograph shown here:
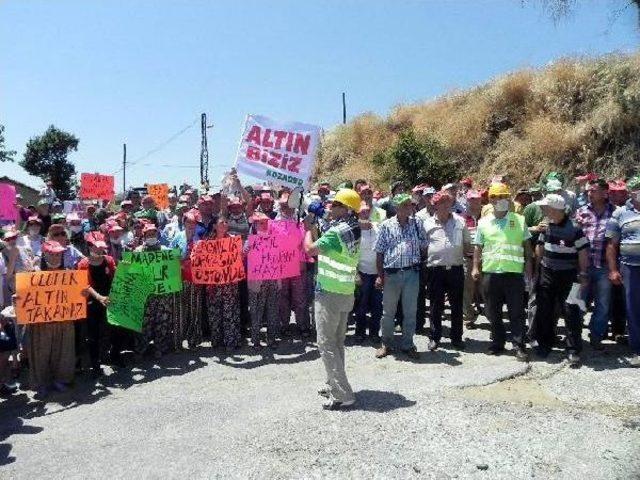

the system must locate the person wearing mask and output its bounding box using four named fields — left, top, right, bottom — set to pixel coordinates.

left=136, top=224, right=174, bottom=358
left=106, top=224, right=125, bottom=263
left=606, top=176, right=640, bottom=367
left=77, top=233, right=117, bottom=375
left=17, top=216, right=44, bottom=264
left=25, top=240, right=76, bottom=397
left=304, top=188, right=361, bottom=410
left=462, top=190, right=483, bottom=329
left=575, top=178, right=615, bottom=350
left=206, top=216, right=242, bottom=350
left=533, top=194, right=590, bottom=366
left=67, top=213, right=88, bottom=256
left=472, top=183, right=531, bottom=361
left=246, top=212, right=282, bottom=349
left=353, top=201, right=382, bottom=344
left=171, top=210, right=203, bottom=349
left=374, top=193, right=427, bottom=360
left=136, top=195, right=167, bottom=229
left=274, top=193, right=309, bottom=338
left=423, top=191, right=471, bottom=350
